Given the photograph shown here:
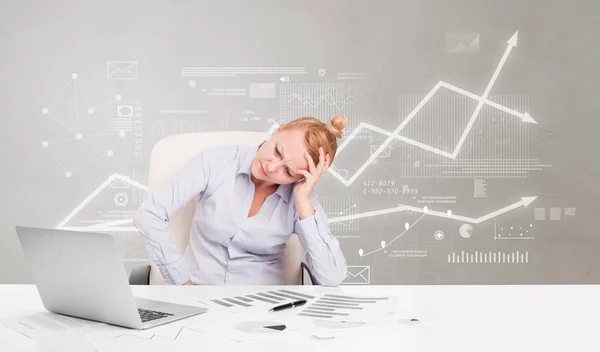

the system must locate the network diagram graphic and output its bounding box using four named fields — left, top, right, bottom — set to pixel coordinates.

left=39, top=63, right=140, bottom=178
